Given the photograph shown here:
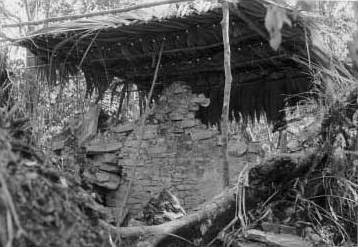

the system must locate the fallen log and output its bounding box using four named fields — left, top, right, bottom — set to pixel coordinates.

left=104, top=151, right=321, bottom=247
left=107, top=187, right=236, bottom=246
